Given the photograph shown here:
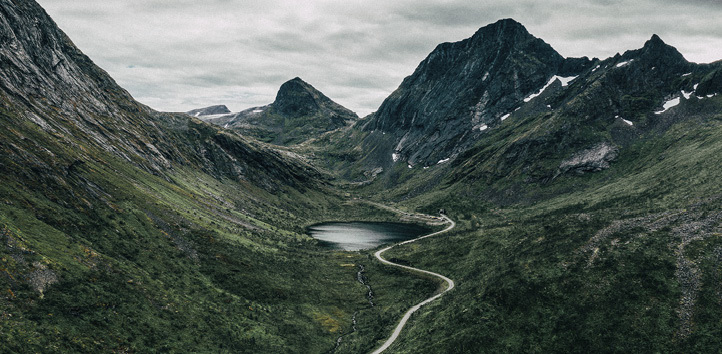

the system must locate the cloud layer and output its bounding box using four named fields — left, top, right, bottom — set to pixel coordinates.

left=37, top=0, right=722, bottom=116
